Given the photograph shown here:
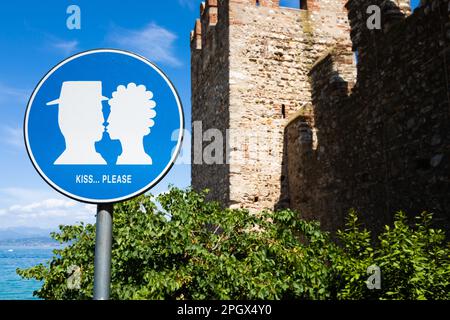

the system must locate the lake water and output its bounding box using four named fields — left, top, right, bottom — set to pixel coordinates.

left=0, top=246, right=54, bottom=300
